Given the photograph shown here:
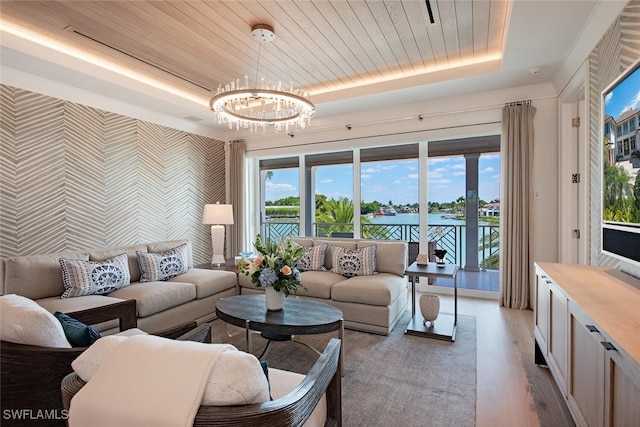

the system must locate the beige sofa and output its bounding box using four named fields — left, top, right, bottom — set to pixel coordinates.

left=0, top=239, right=237, bottom=334
left=239, top=237, right=408, bottom=335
